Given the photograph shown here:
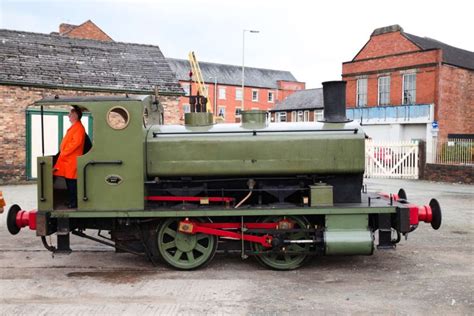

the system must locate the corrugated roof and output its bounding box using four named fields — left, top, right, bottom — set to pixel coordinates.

left=0, top=29, right=183, bottom=94
left=271, top=88, right=323, bottom=111
left=403, top=32, right=474, bottom=70
left=167, top=58, right=298, bottom=89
